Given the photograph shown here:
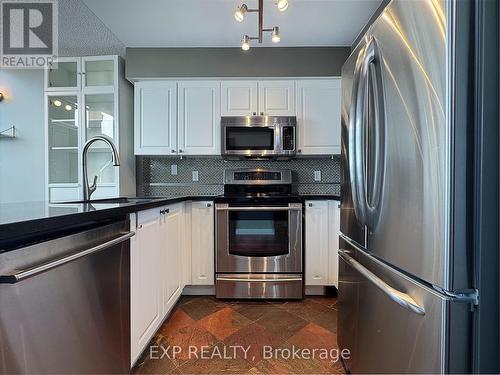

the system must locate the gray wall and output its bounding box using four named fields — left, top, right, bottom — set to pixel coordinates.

left=137, top=156, right=342, bottom=197
left=126, top=47, right=350, bottom=80
left=0, top=70, right=45, bottom=204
